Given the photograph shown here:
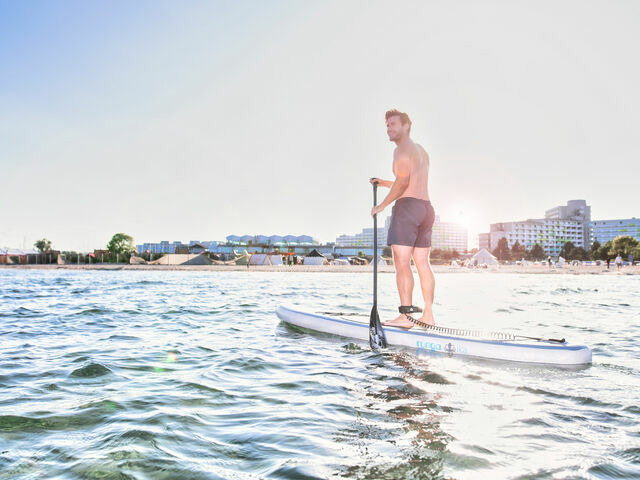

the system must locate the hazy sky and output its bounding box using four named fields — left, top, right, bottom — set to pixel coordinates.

left=2, top=0, right=639, bottom=251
